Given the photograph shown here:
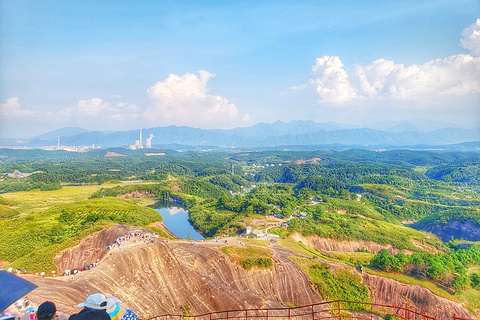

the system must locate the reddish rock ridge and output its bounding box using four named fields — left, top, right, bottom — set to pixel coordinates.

left=33, top=226, right=475, bottom=320
left=290, top=233, right=399, bottom=255
left=54, top=225, right=153, bottom=274
left=363, top=273, right=474, bottom=319
left=43, top=238, right=322, bottom=318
